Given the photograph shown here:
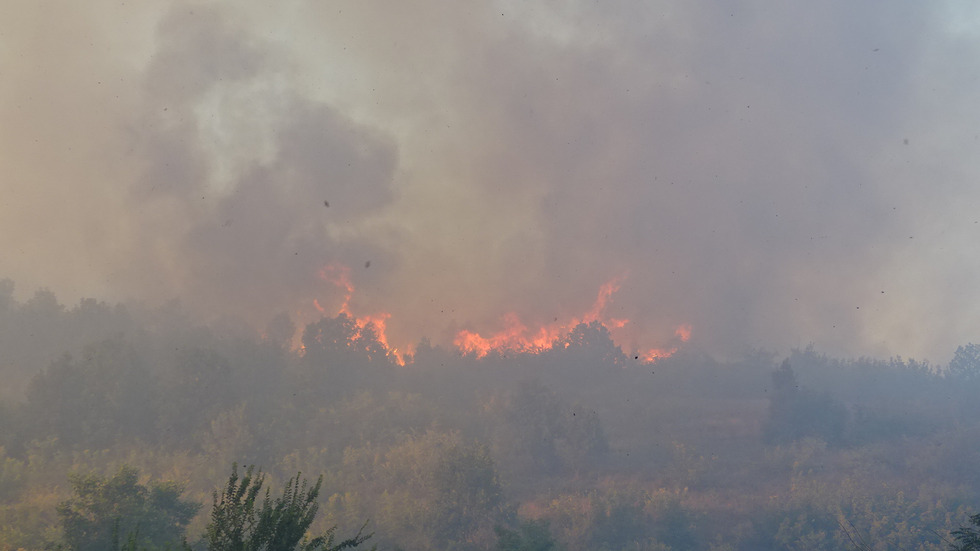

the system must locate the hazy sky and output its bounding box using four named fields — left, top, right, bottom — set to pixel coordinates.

left=3, top=1, right=980, bottom=363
